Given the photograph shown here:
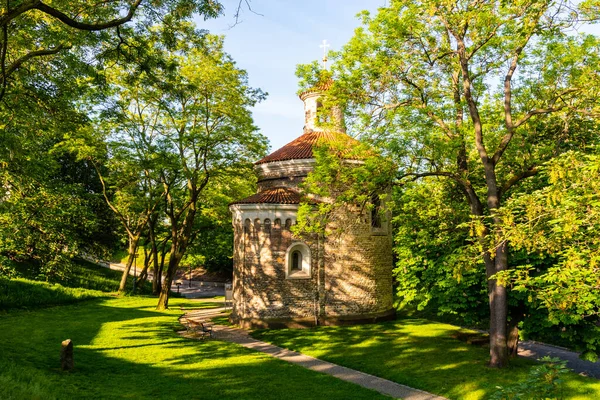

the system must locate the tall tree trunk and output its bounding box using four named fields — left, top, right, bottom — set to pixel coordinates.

left=156, top=197, right=198, bottom=310
left=153, top=237, right=168, bottom=295
left=118, top=234, right=140, bottom=293
left=148, top=220, right=161, bottom=295
left=486, top=242, right=509, bottom=367
left=484, top=161, right=509, bottom=368
left=157, top=251, right=183, bottom=310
